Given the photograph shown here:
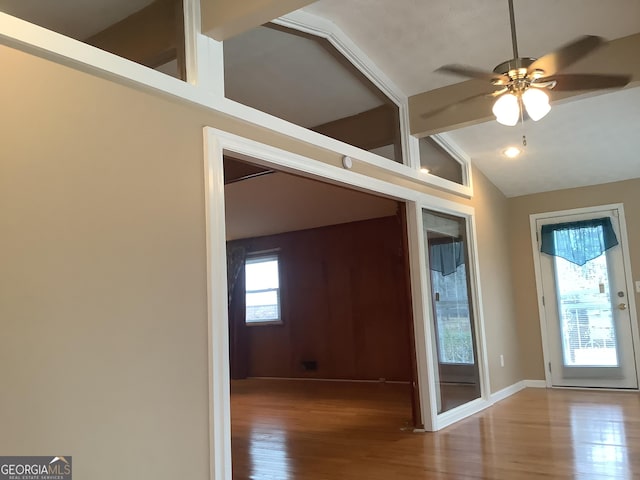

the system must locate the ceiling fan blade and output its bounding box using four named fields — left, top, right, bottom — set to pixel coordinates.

left=420, top=90, right=503, bottom=119
left=528, top=35, right=605, bottom=77
left=436, top=64, right=509, bottom=84
left=538, top=73, right=631, bottom=91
